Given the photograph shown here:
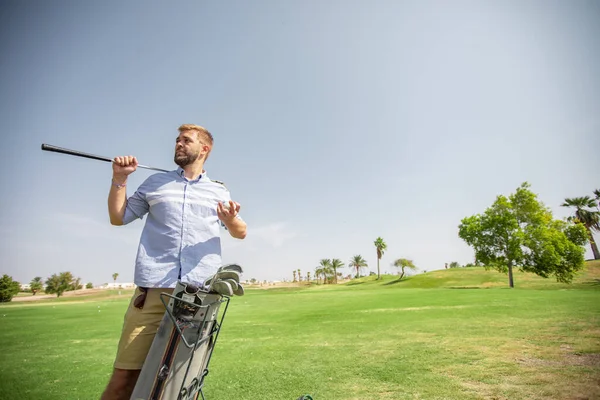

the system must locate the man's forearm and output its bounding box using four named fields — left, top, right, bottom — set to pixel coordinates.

left=108, top=174, right=128, bottom=225
left=225, top=218, right=247, bottom=239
